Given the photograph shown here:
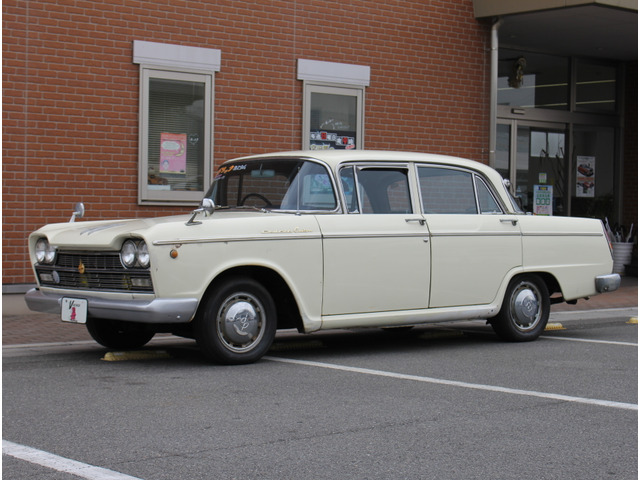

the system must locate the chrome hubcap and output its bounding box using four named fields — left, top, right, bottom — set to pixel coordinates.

left=511, top=284, right=541, bottom=332
left=217, top=293, right=265, bottom=353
